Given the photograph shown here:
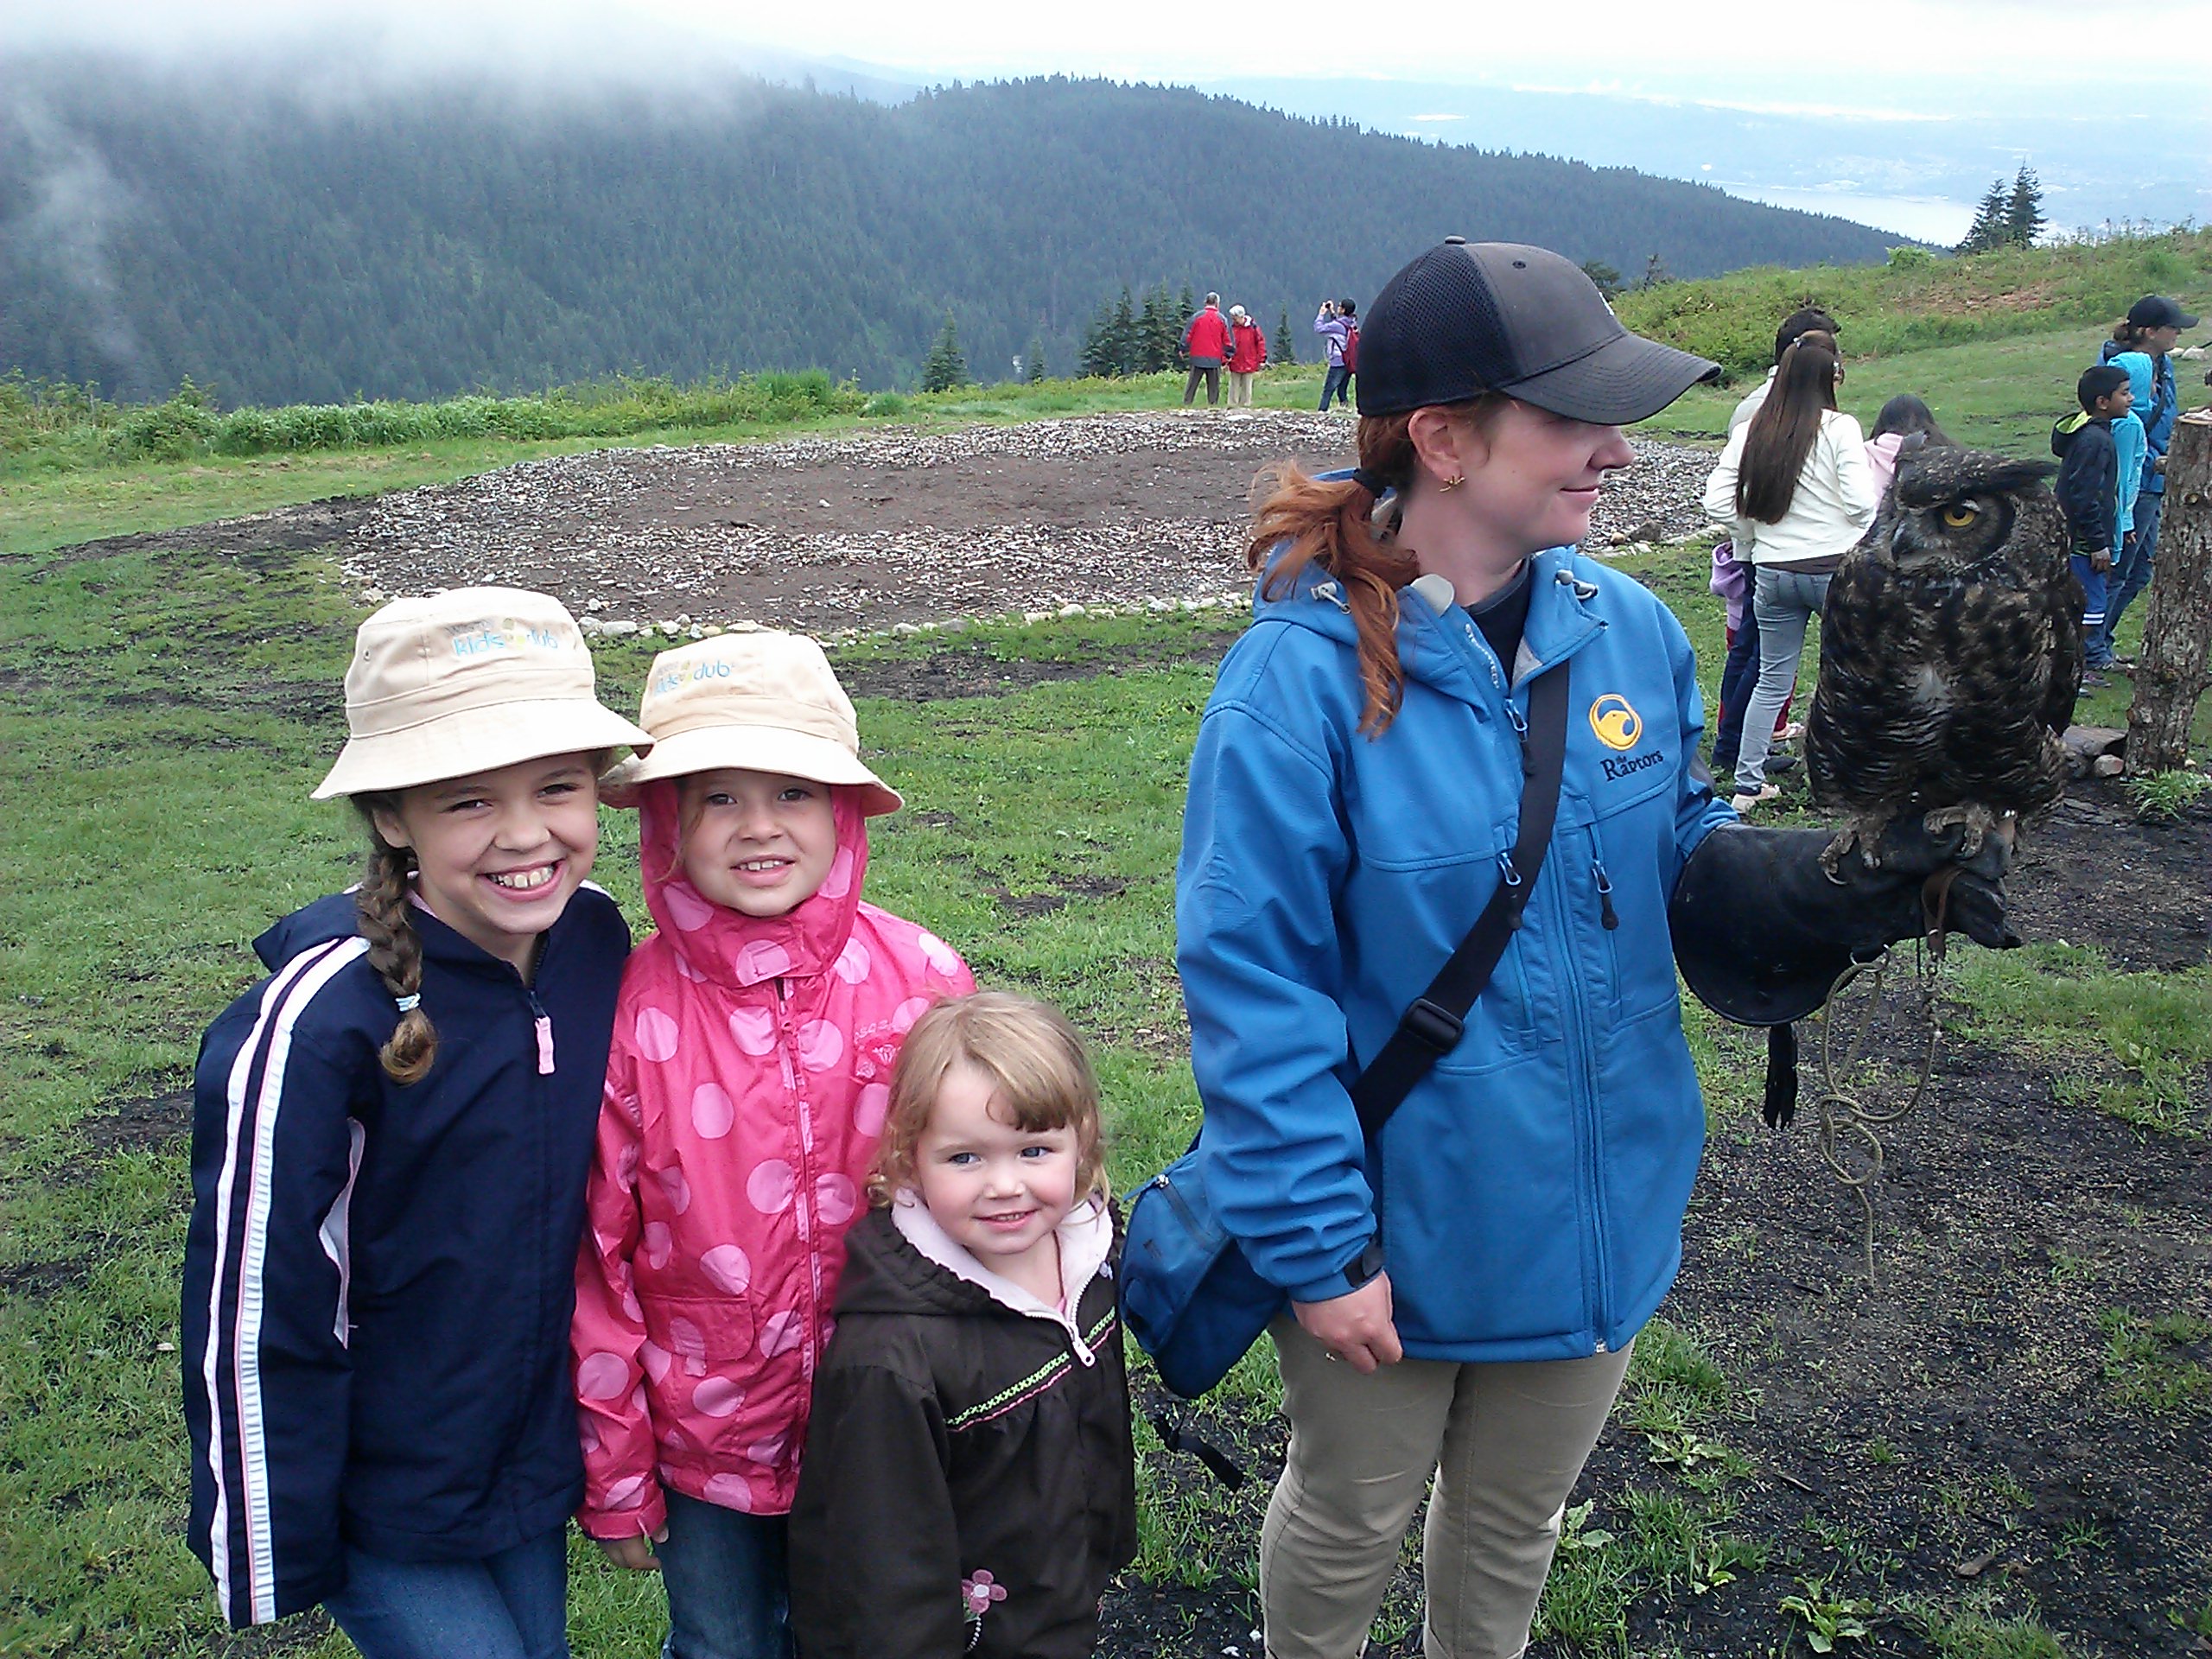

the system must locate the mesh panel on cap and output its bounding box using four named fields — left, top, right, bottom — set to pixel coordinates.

left=1357, top=243, right=1516, bottom=416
